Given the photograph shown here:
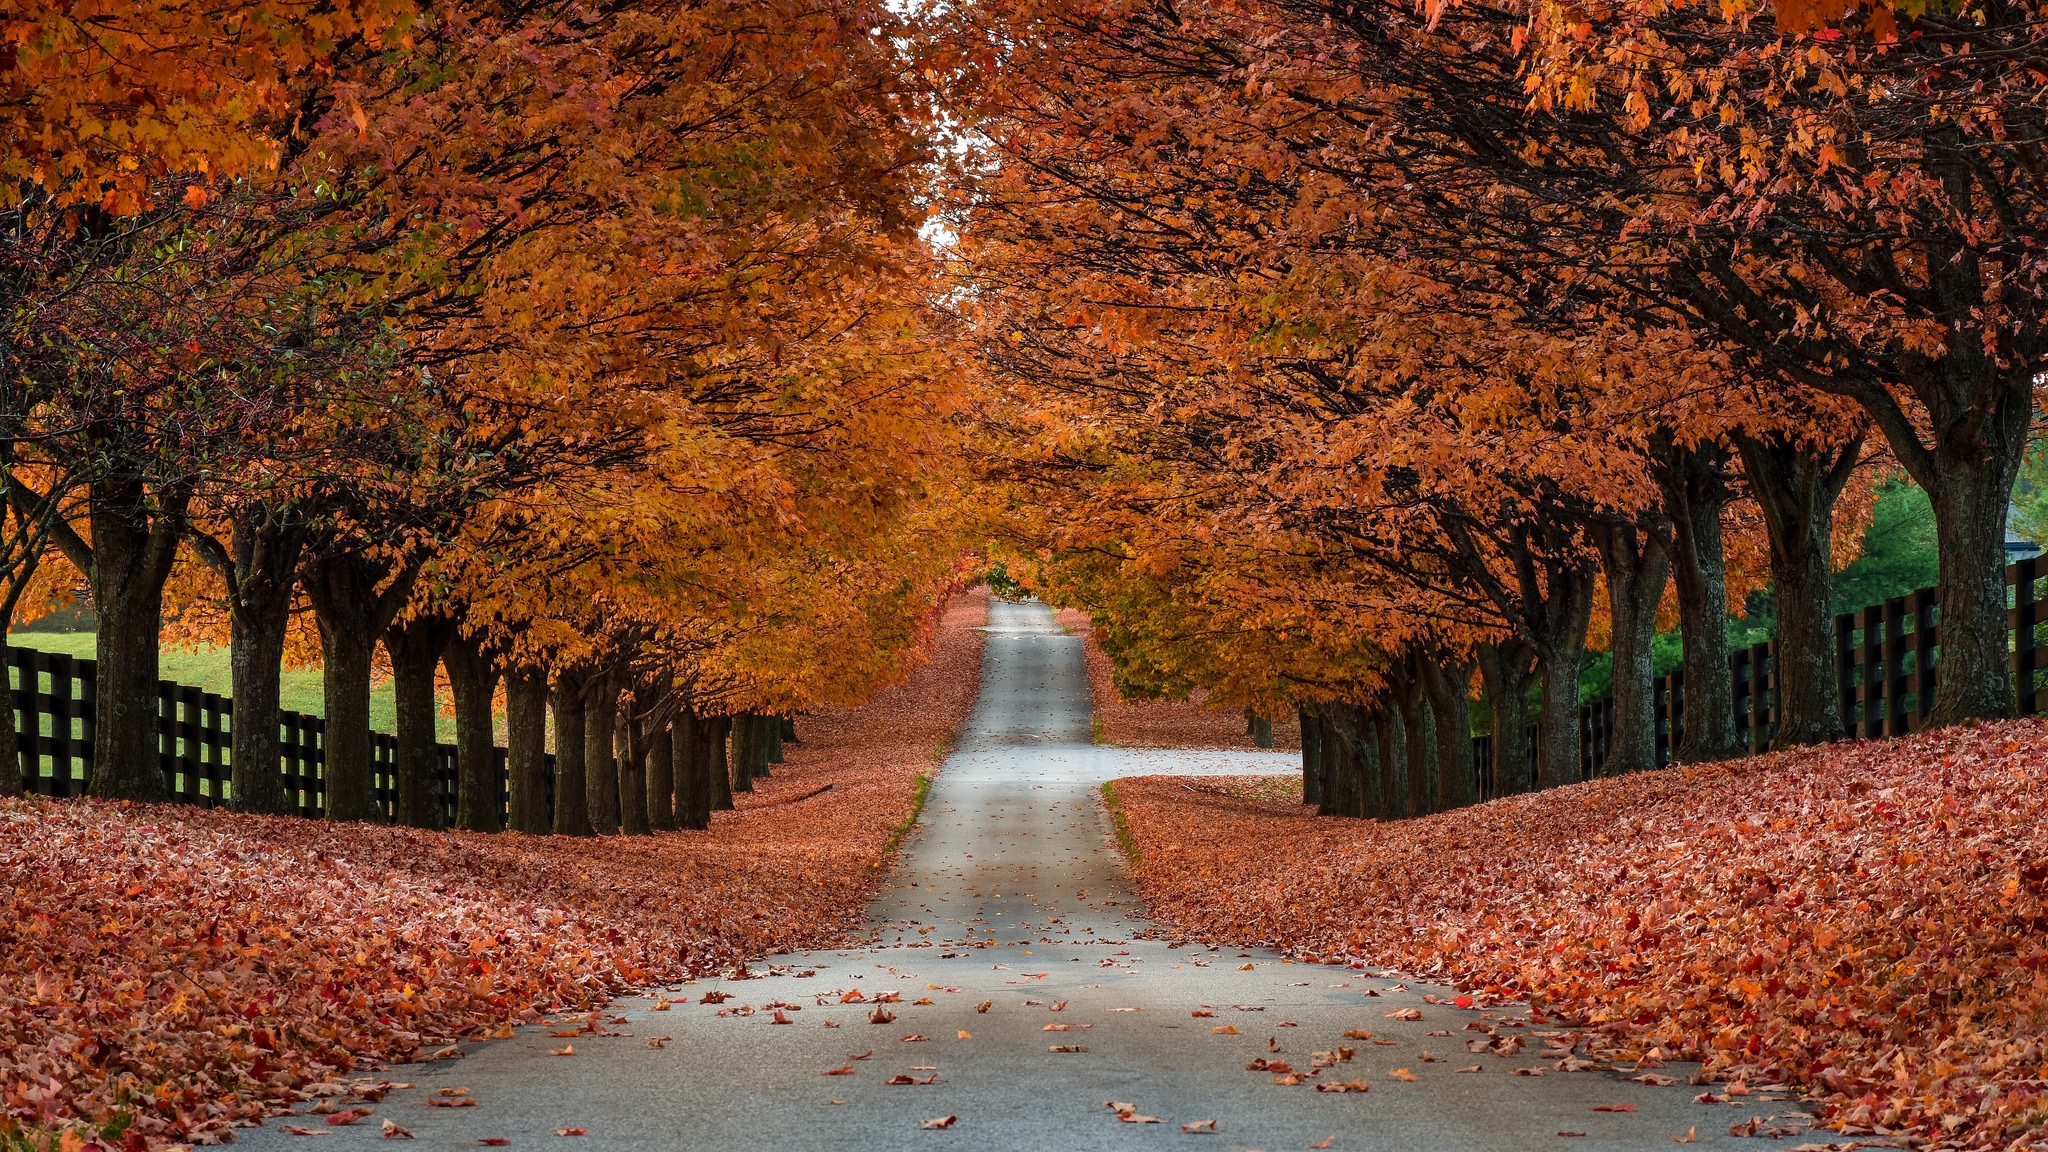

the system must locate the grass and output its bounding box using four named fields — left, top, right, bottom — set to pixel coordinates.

left=1100, top=779, right=1139, bottom=863
left=5, top=630, right=451, bottom=739
left=876, top=773, right=933, bottom=865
